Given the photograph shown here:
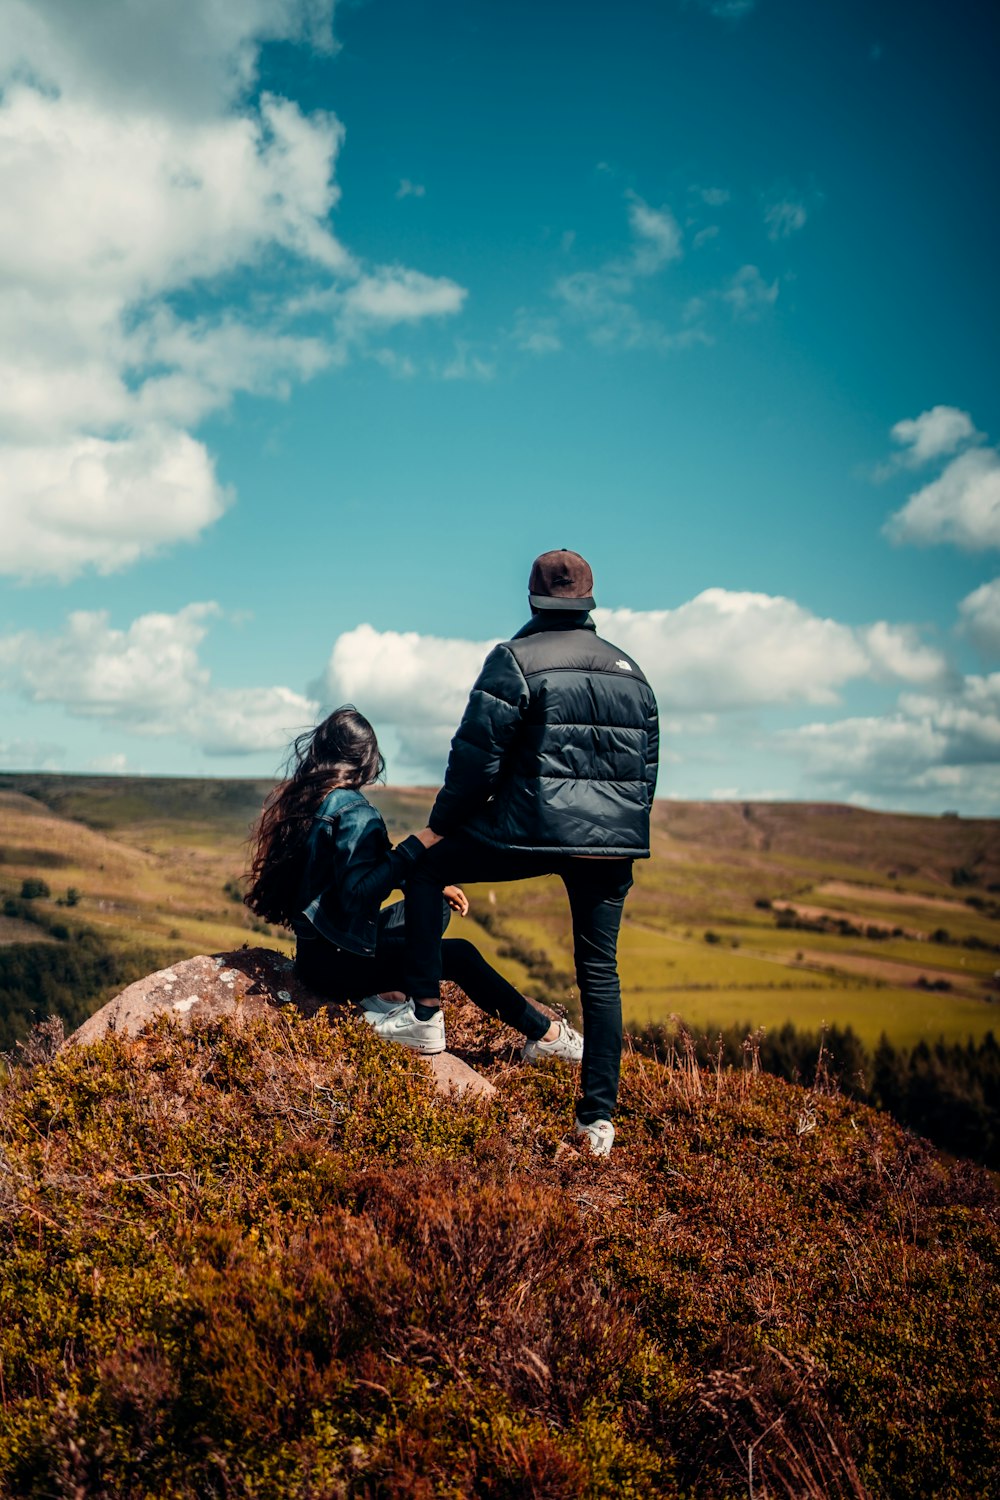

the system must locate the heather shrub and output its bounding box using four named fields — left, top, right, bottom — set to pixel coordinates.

left=0, top=1006, right=996, bottom=1497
